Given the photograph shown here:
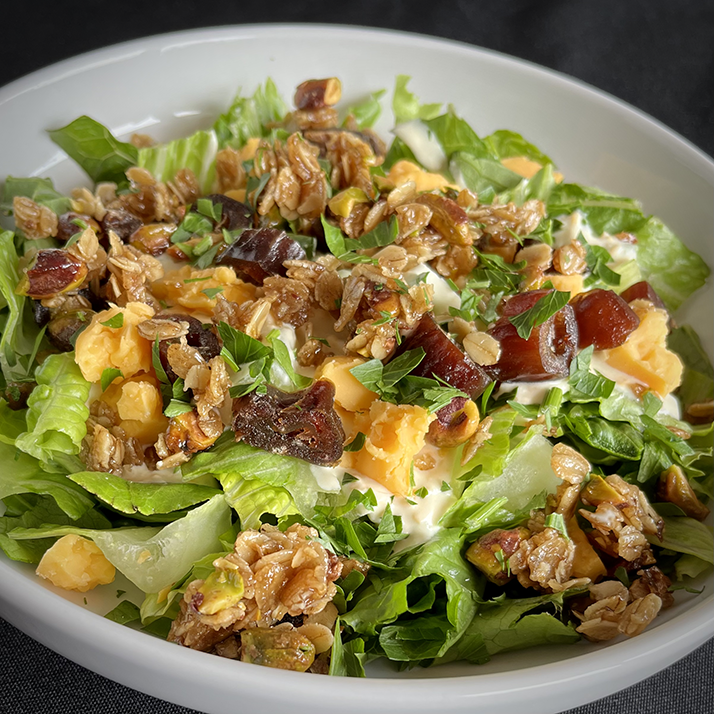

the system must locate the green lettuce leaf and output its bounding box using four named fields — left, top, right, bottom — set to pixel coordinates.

left=138, top=129, right=218, bottom=193
left=674, top=553, right=712, bottom=581
left=391, top=75, right=443, bottom=125
left=213, top=78, right=288, bottom=148
left=48, top=116, right=138, bottom=184
left=483, top=129, right=555, bottom=166
left=0, top=230, right=36, bottom=384
left=329, top=621, right=367, bottom=677
left=67, top=471, right=220, bottom=516
left=0, top=399, right=27, bottom=444
left=0, top=176, right=71, bottom=215
left=382, top=137, right=417, bottom=171
left=0, top=494, right=110, bottom=564
left=344, top=90, right=385, bottom=129
left=450, top=153, right=522, bottom=204
left=10, top=494, right=232, bottom=593
left=435, top=591, right=580, bottom=665
left=423, top=112, right=489, bottom=159
left=15, top=353, right=90, bottom=472
left=181, top=432, right=322, bottom=518
left=0, top=440, right=94, bottom=519
left=668, top=325, right=714, bottom=412
left=650, top=516, right=714, bottom=564
left=217, top=474, right=298, bottom=530
left=634, top=217, right=710, bottom=311
left=342, top=528, right=479, bottom=662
